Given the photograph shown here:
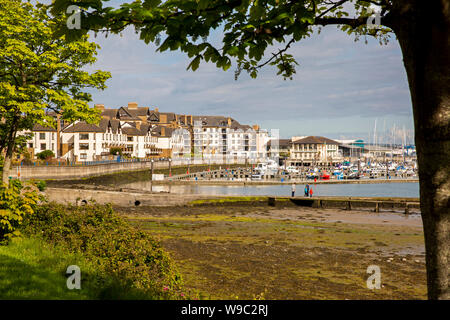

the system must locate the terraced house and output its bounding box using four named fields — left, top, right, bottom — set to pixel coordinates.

left=22, top=102, right=269, bottom=162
